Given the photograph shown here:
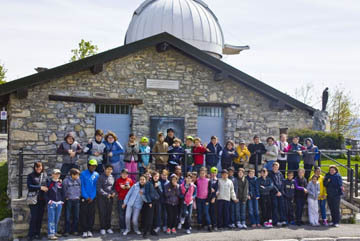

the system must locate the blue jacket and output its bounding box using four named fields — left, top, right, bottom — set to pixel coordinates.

left=206, top=143, right=222, bottom=166
left=323, top=172, right=343, bottom=197
left=104, top=141, right=124, bottom=163
left=168, top=146, right=184, bottom=166
left=247, top=176, right=260, bottom=199
left=256, top=176, right=274, bottom=196
left=80, top=169, right=99, bottom=200
left=124, top=182, right=145, bottom=209
left=46, top=179, right=64, bottom=202
left=159, top=178, right=169, bottom=203
left=139, top=145, right=151, bottom=167
left=221, top=147, right=239, bottom=168
left=144, top=181, right=160, bottom=203
left=285, top=143, right=305, bottom=163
